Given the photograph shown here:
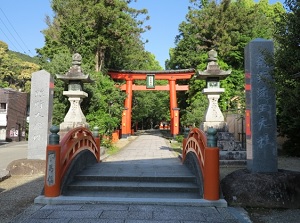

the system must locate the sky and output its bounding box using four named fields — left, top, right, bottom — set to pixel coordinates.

left=0, top=0, right=285, bottom=69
